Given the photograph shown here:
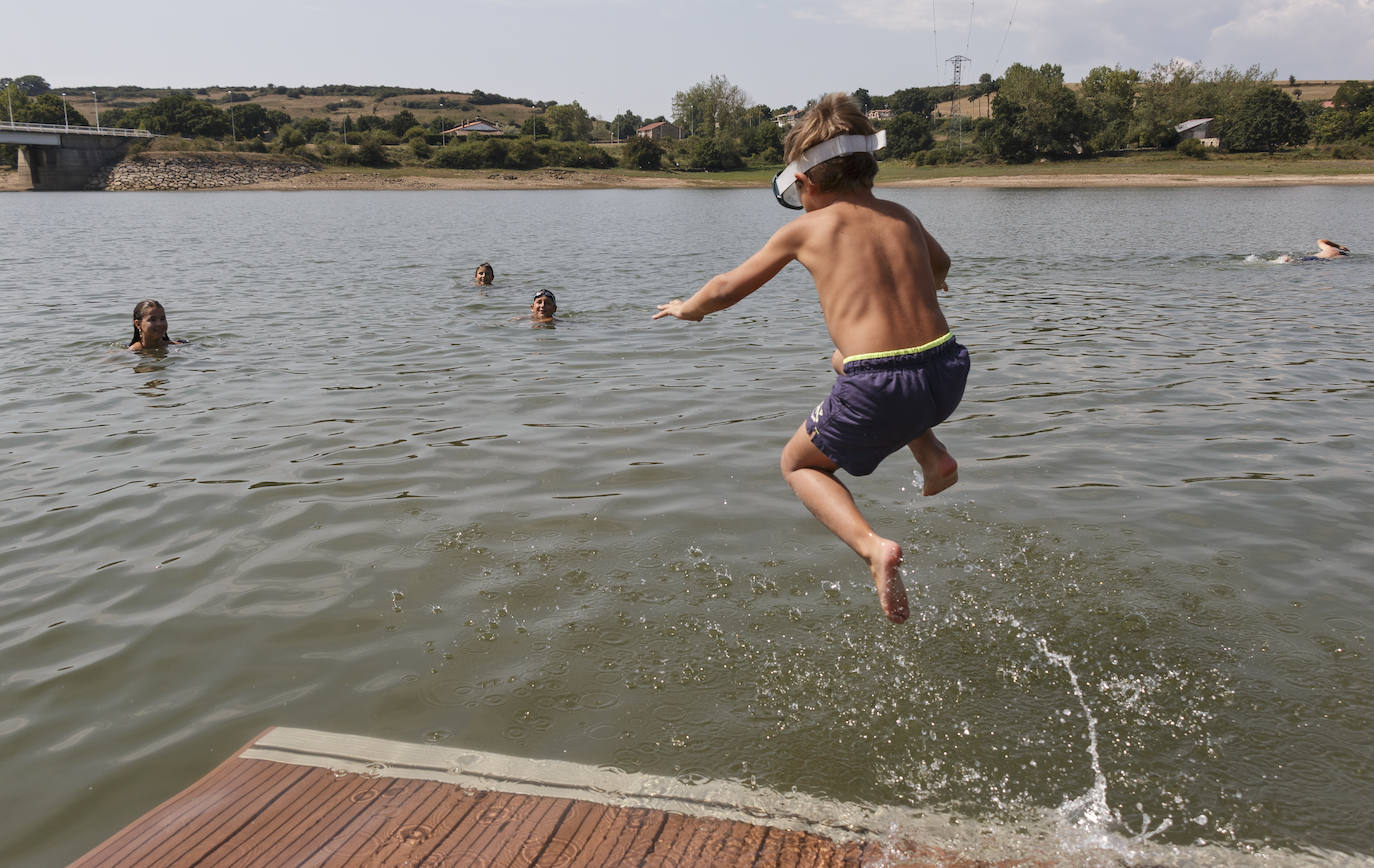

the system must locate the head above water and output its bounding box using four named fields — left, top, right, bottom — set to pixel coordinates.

left=530, top=290, right=557, bottom=321
left=130, top=299, right=169, bottom=347
left=776, top=93, right=881, bottom=206
left=475, top=262, right=495, bottom=285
